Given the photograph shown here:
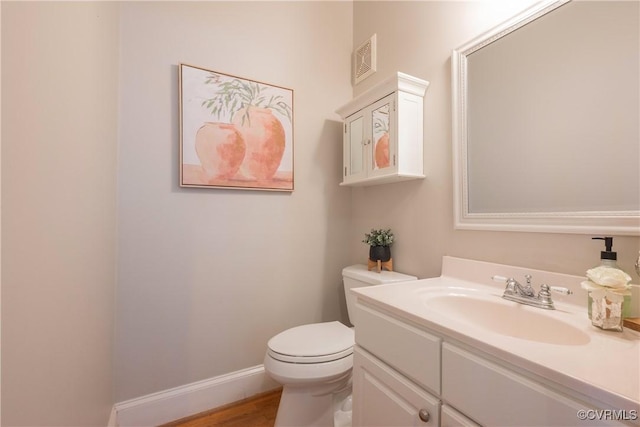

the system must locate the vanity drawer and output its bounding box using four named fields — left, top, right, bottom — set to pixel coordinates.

left=353, top=346, right=440, bottom=427
left=442, top=343, right=624, bottom=426
left=355, top=302, right=441, bottom=394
